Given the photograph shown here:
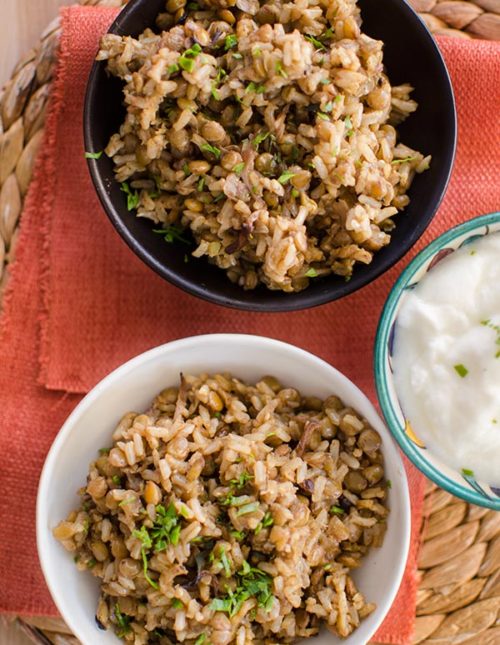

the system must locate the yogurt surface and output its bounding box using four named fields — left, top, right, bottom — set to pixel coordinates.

left=393, top=232, right=500, bottom=485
